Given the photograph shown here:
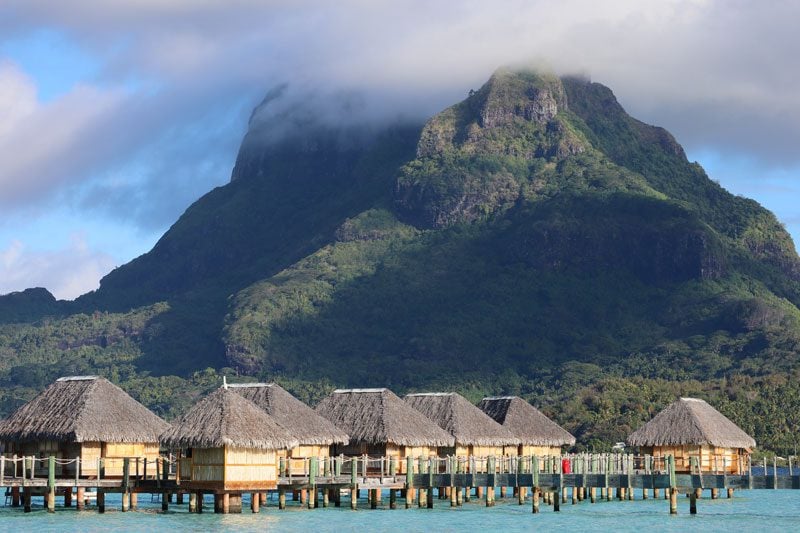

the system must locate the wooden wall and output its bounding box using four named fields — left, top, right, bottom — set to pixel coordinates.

left=181, top=446, right=279, bottom=490
left=644, top=445, right=748, bottom=474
